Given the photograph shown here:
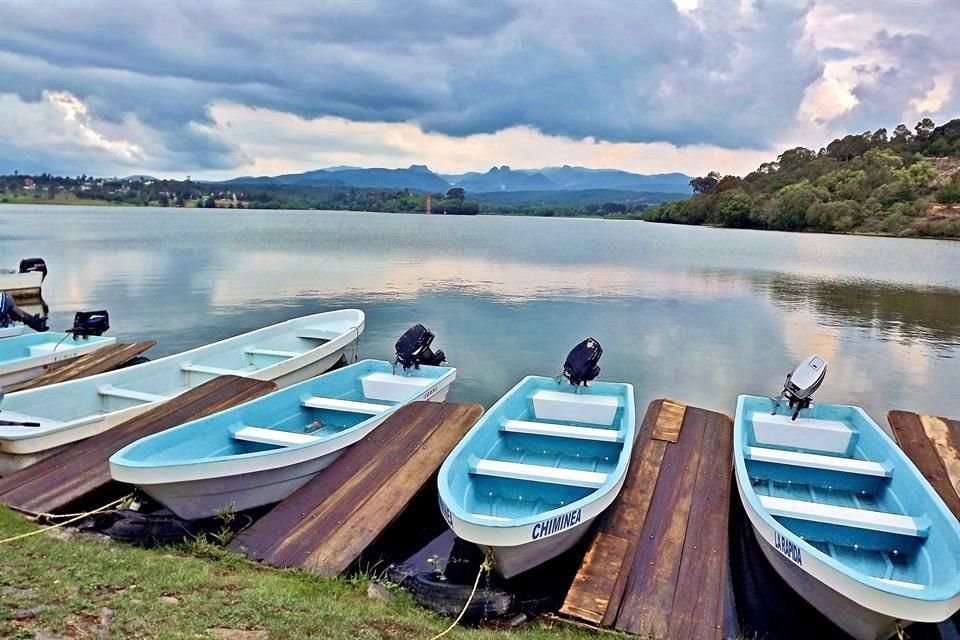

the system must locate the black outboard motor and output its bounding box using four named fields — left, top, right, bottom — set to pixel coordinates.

left=395, top=324, right=446, bottom=370
left=0, top=291, right=48, bottom=332
left=18, top=258, right=47, bottom=282
left=562, top=337, right=602, bottom=386
left=66, top=310, right=110, bottom=338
